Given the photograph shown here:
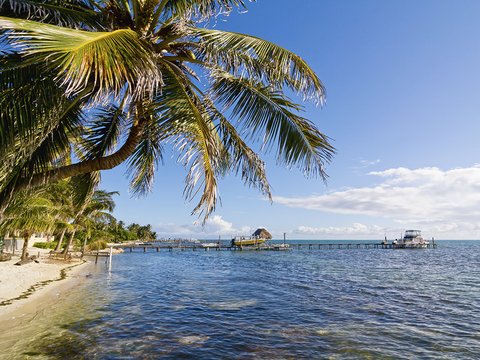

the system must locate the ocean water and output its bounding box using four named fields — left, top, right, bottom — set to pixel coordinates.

left=1, top=240, right=480, bottom=359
